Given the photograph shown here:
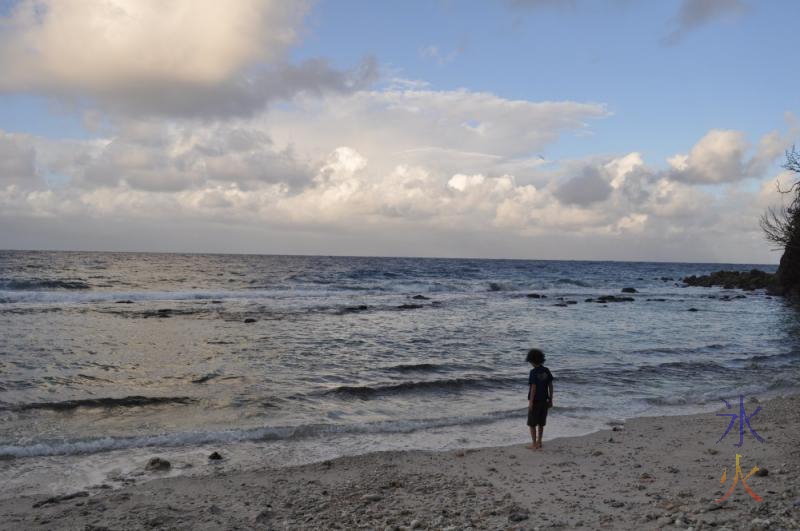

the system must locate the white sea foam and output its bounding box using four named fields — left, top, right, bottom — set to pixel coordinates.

left=0, top=409, right=537, bottom=458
